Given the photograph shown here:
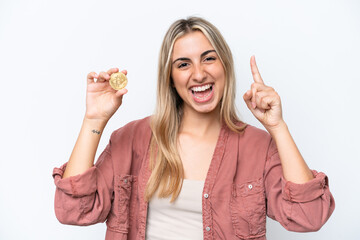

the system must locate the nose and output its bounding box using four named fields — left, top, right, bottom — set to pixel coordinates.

left=191, top=63, right=207, bottom=83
